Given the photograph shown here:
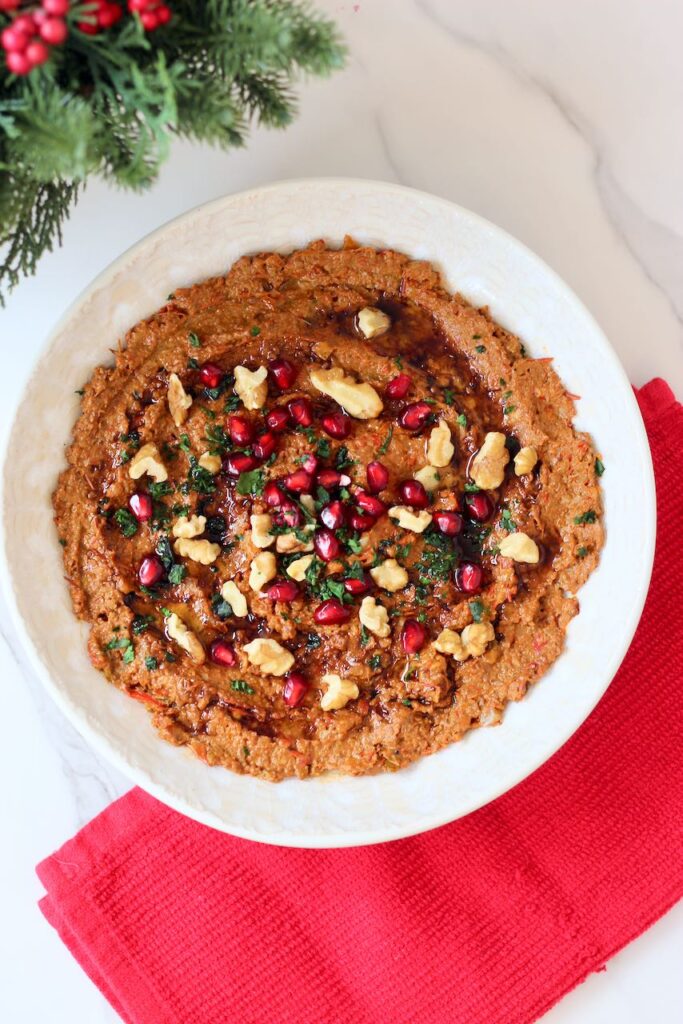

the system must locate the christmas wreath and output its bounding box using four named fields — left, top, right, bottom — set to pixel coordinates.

left=0, top=0, right=344, bottom=302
